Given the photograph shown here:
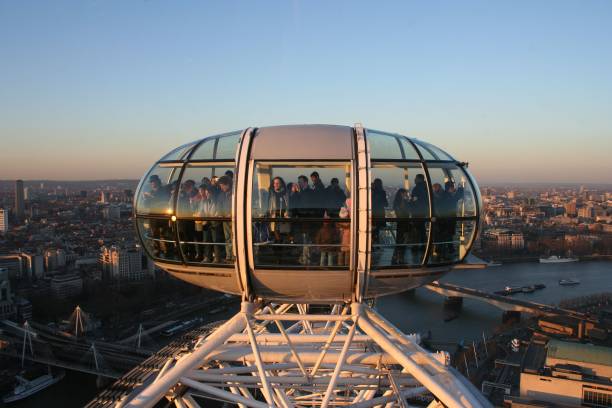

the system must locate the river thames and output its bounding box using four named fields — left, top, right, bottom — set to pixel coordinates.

left=9, top=260, right=611, bottom=407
